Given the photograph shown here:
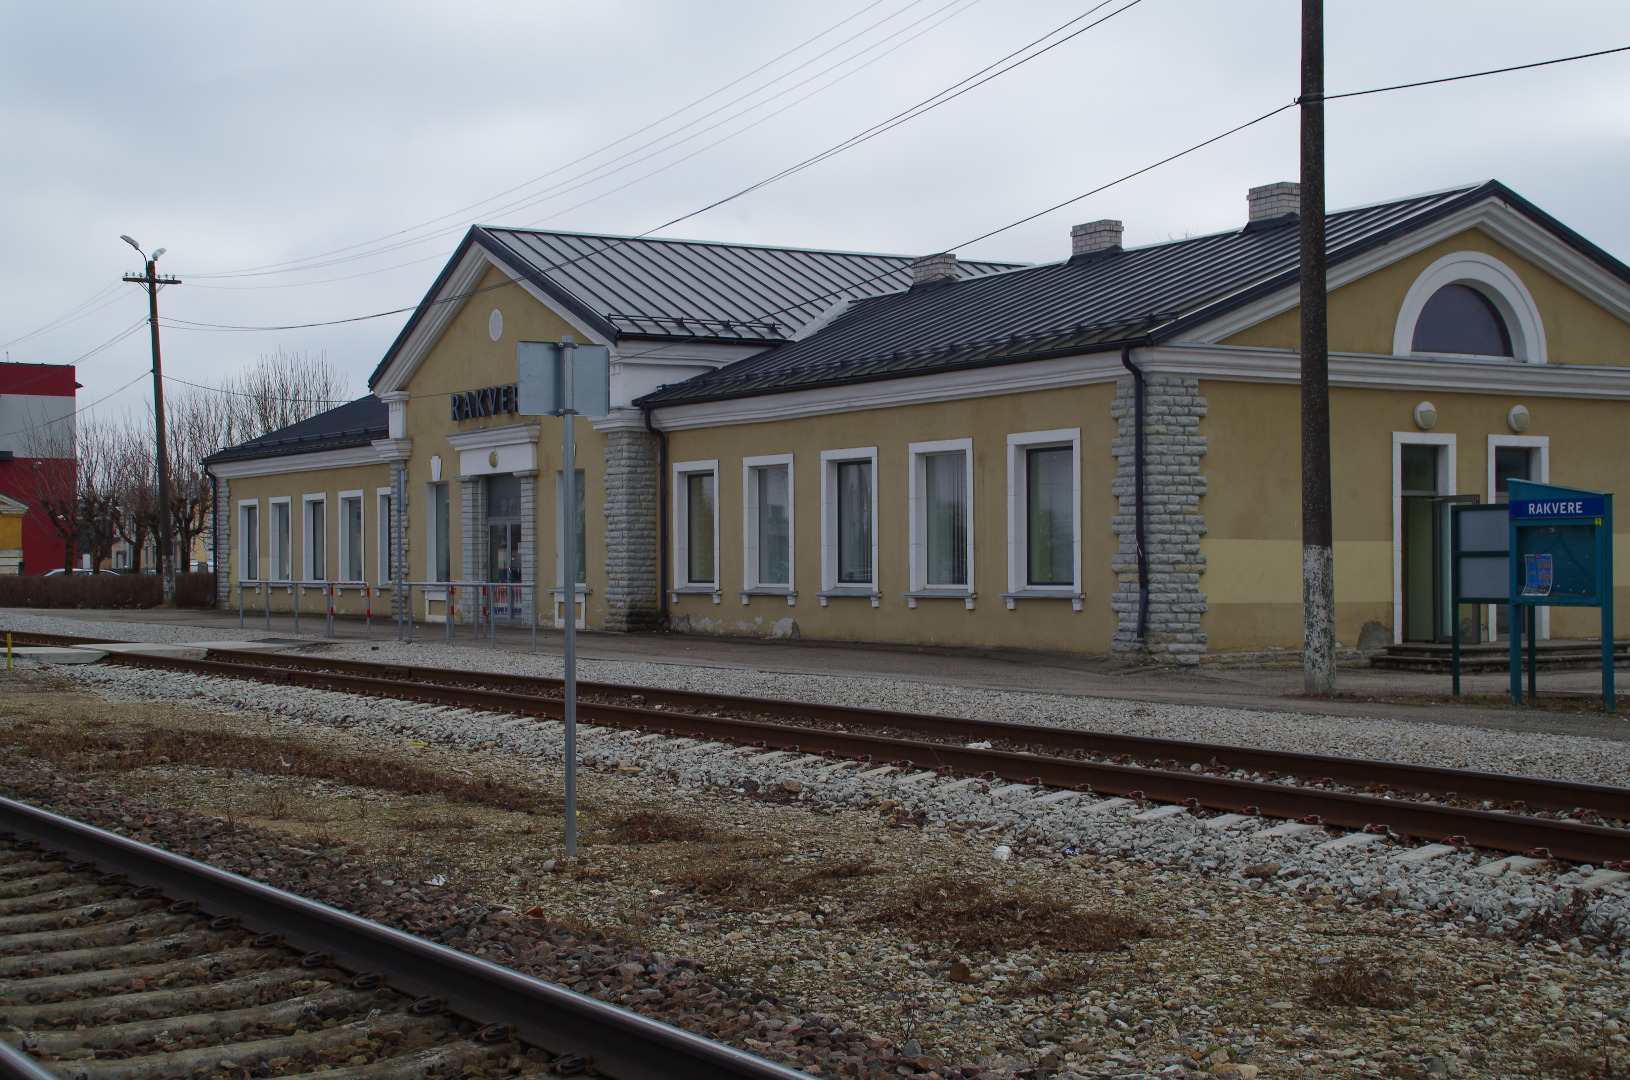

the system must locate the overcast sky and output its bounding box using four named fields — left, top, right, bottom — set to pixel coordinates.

left=2, top=0, right=1627, bottom=420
